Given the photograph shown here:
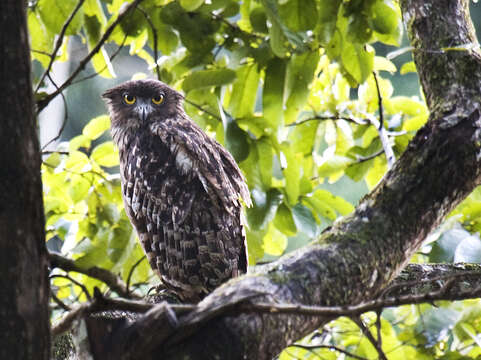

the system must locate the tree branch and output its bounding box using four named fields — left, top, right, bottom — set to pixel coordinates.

left=49, top=252, right=141, bottom=300
left=34, top=0, right=86, bottom=94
